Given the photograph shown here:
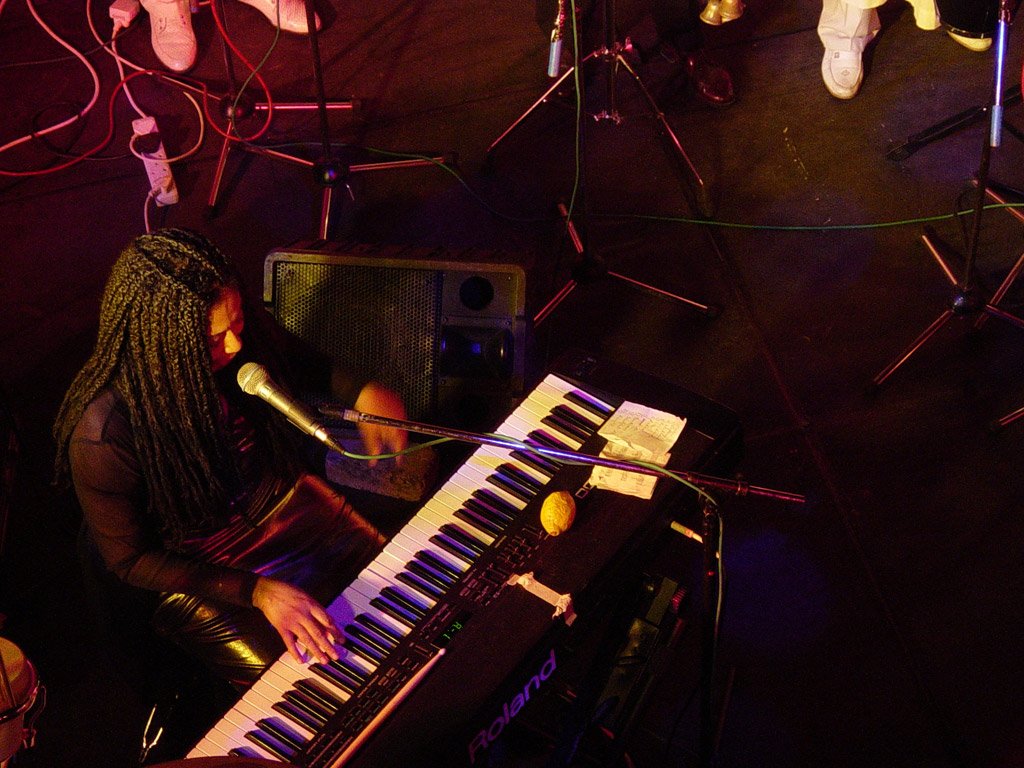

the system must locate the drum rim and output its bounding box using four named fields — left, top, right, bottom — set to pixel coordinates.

left=0, top=658, right=38, bottom=725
